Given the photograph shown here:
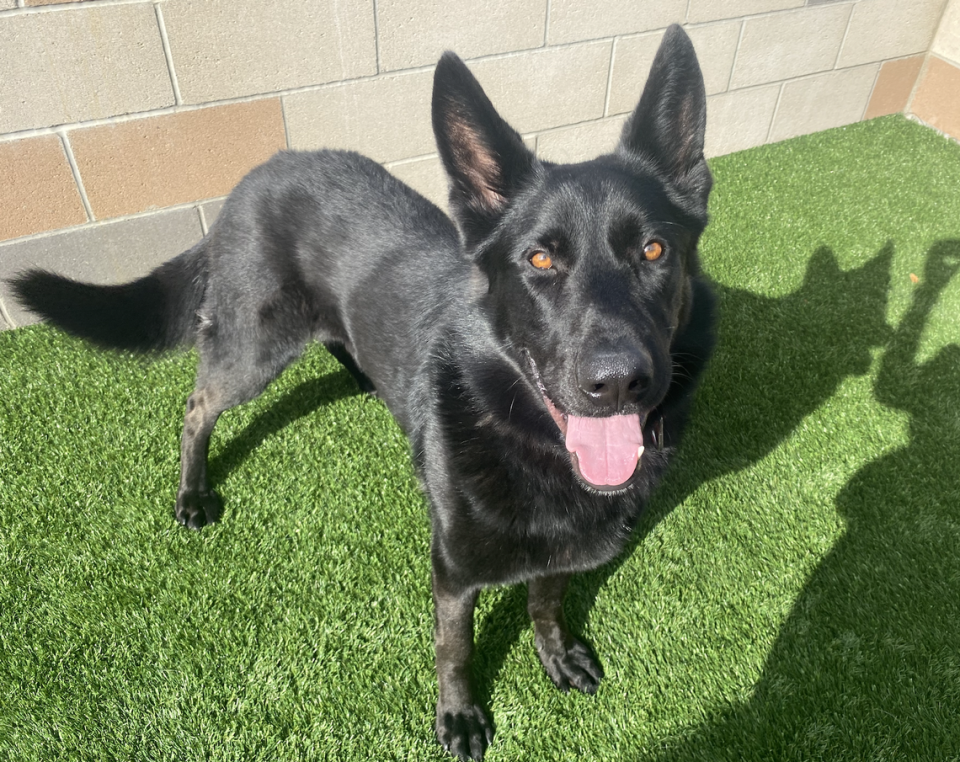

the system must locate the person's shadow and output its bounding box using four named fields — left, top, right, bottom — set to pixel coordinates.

left=471, top=243, right=898, bottom=708
left=643, top=240, right=960, bottom=760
